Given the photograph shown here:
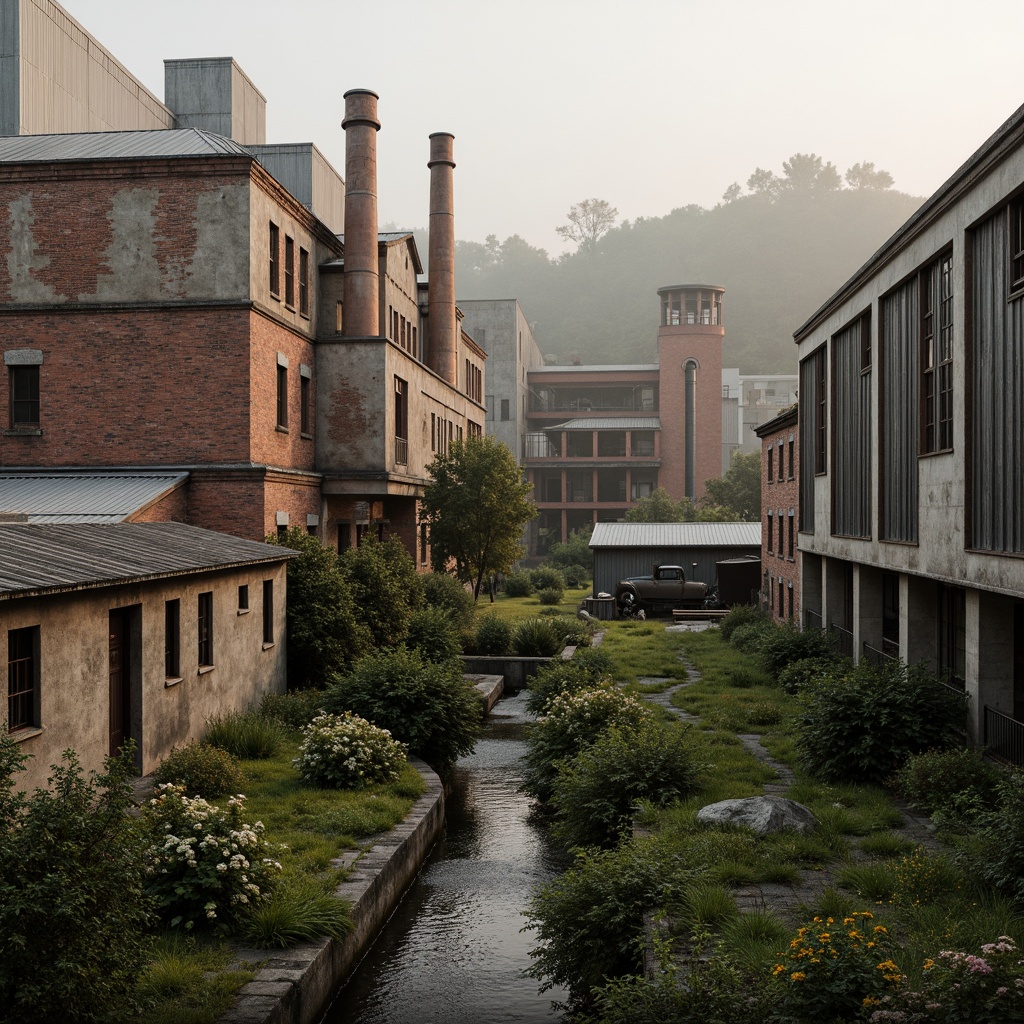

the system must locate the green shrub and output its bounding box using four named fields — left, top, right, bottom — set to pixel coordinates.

left=267, top=528, right=371, bottom=688
left=537, top=587, right=563, bottom=605
left=797, top=661, right=968, bottom=785
left=550, top=723, right=707, bottom=849
left=420, top=571, right=476, bottom=631
left=259, top=689, right=326, bottom=730
left=475, top=613, right=515, bottom=656
left=544, top=527, right=593, bottom=587
left=562, top=564, right=590, bottom=588
left=727, top=666, right=771, bottom=689
left=524, top=836, right=697, bottom=1008
left=756, top=620, right=837, bottom=675
left=572, top=645, right=614, bottom=677
left=526, top=657, right=614, bottom=716
left=719, top=603, right=768, bottom=642
left=323, top=648, right=480, bottom=772
left=204, top=709, right=287, bottom=760
left=405, top=606, right=463, bottom=663
left=503, top=571, right=534, bottom=597
left=340, top=534, right=421, bottom=650
left=777, top=655, right=846, bottom=695
left=729, top=620, right=773, bottom=654
left=530, top=566, right=566, bottom=593
left=523, top=686, right=655, bottom=799
left=154, top=741, right=244, bottom=798
left=894, top=747, right=1002, bottom=817
left=239, top=876, right=352, bottom=948
left=295, top=712, right=407, bottom=788
left=514, top=616, right=564, bottom=657
left=0, top=741, right=153, bottom=1024
left=966, top=768, right=1024, bottom=903
left=143, top=785, right=282, bottom=932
